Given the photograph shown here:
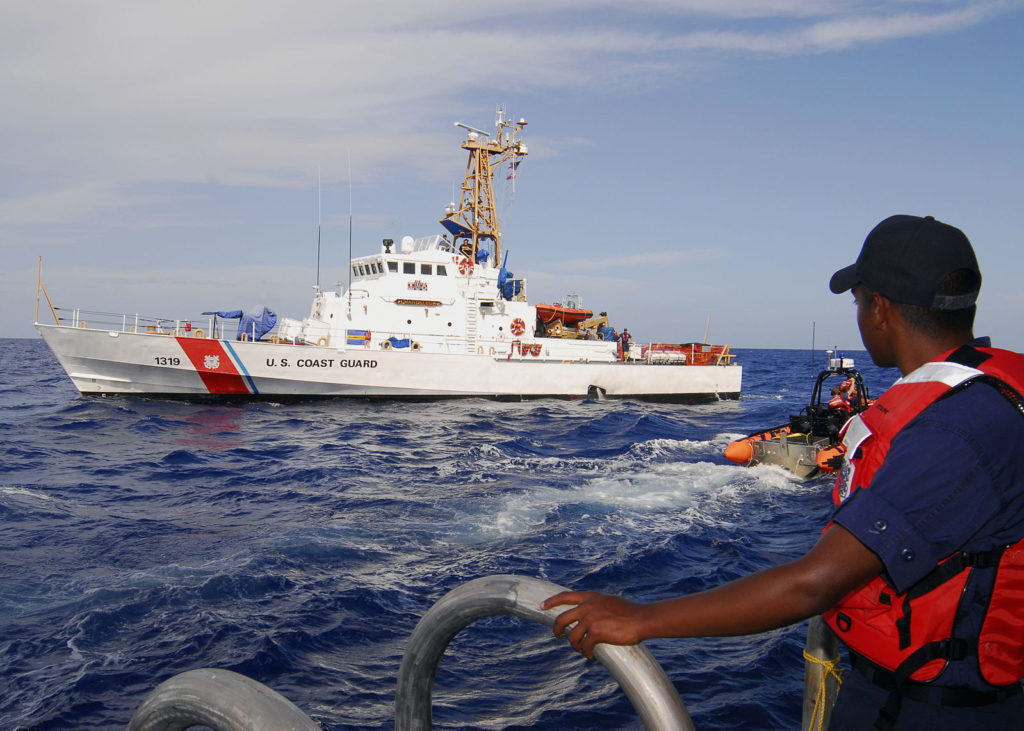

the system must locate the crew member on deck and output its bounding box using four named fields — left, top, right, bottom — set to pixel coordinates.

left=618, top=328, right=632, bottom=360
left=542, top=215, right=1024, bottom=730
